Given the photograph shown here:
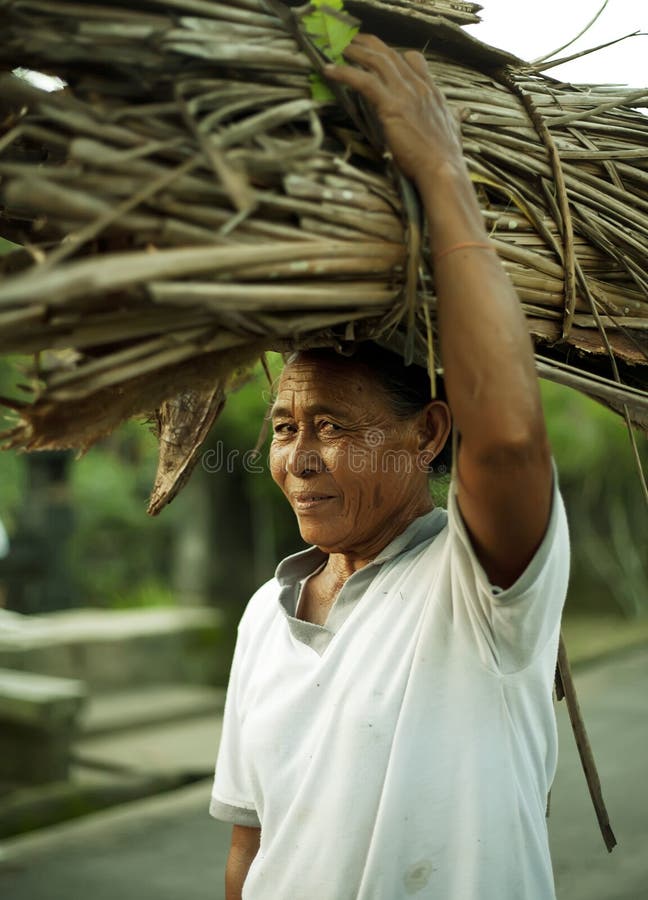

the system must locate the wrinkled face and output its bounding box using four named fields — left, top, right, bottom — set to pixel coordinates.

left=269, top=355, right=435, bottom=556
